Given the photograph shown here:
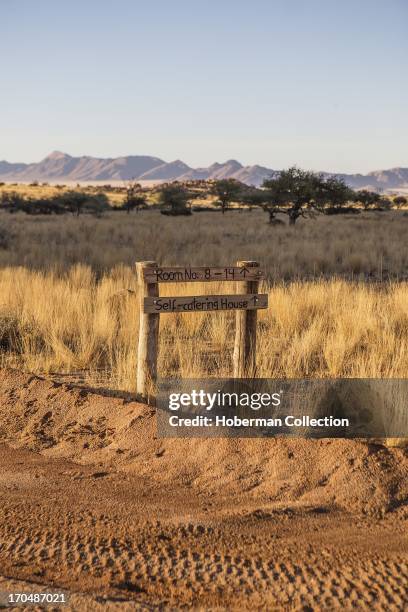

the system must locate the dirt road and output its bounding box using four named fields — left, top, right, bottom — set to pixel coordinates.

left=0, top=444, right=407, bottom=610
left=0, top=369, right=407, bottom=609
